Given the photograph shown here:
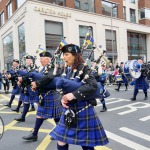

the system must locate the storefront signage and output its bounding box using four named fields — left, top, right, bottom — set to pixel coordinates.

left=34, top=6, right=71, bottom=18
